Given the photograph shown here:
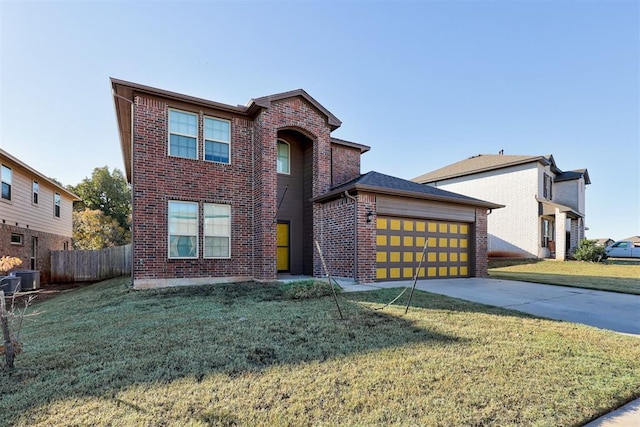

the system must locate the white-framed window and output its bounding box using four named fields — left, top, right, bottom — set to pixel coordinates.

left=168, top=201, right=198, bottom=258
left=169, top=109, right=198, bottom=159
left=204, top=117, right=230, bottom=164
left=54, top=193, right=61, bottom=218
left=204, top=203, right=231, bottom=258
left=1, top=164, right=12, bottom=201
left=541, top=218, right=553, bottom=248
left=33, top=181, right=39, bottom=204
left=277, top=140, right=290, bottom=174
left=10, top=233, right=23, bottom=245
